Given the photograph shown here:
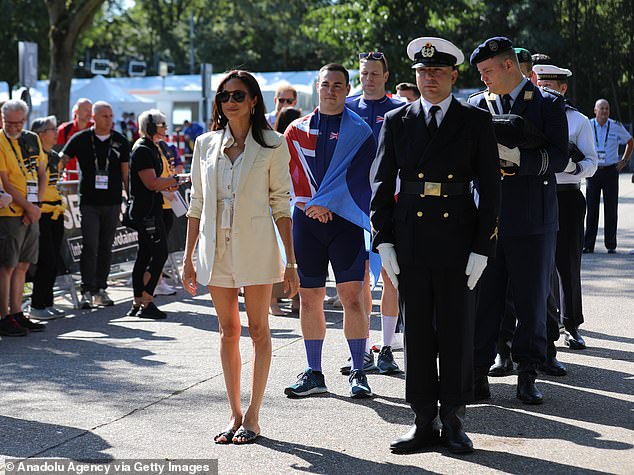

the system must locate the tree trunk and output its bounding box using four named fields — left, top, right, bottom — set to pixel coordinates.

left=46, top=0, right=105, bottom=121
